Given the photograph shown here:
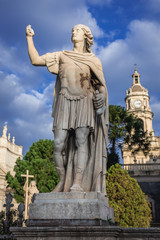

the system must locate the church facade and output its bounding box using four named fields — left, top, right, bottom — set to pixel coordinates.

left=122, top=68, right=160, bottom=224
left=0, top=125, right=23, bottom=211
